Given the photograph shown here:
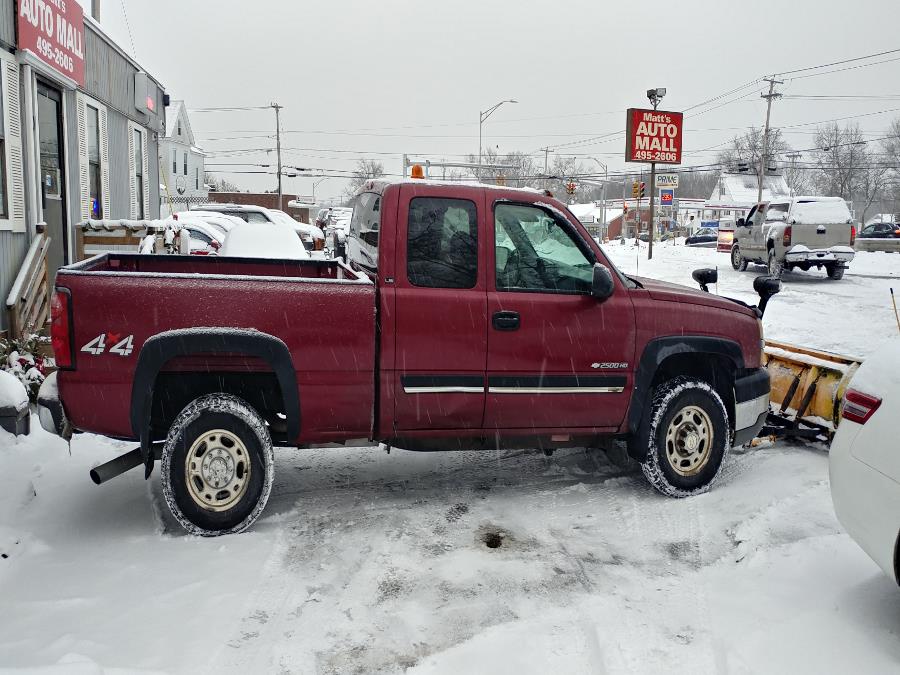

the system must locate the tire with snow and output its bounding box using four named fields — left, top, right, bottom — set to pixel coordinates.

left=825, top=263, right=845, bottom=280
left=767, top=249, right=783, bottom=279
left=730, top=244, right=748, bottom=271
left=161, top=394, right=274, bottom=536
left=635, top=377, right=730, bottom=498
